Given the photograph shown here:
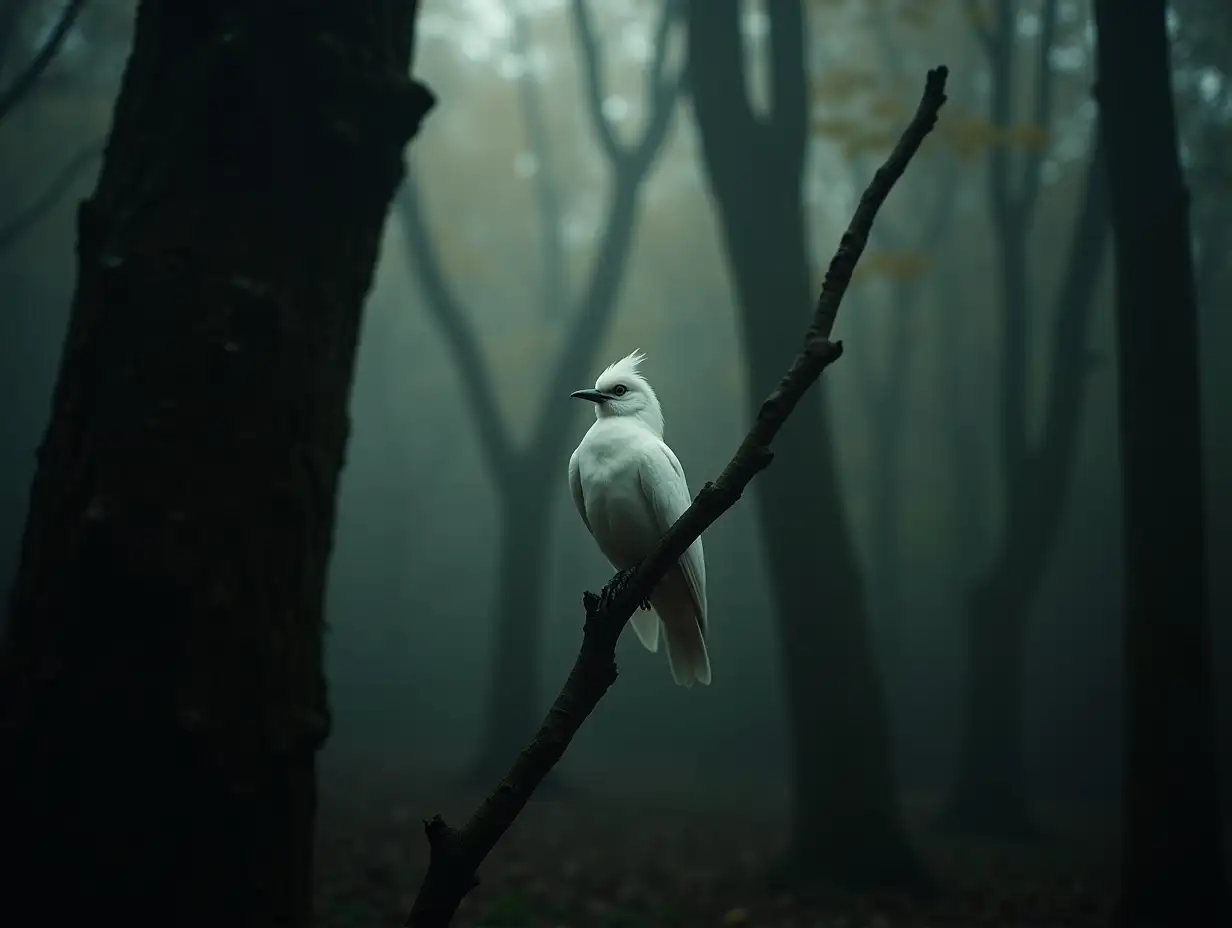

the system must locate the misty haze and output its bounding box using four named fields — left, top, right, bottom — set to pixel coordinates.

left=0, top=1, right=1228, bottom=927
